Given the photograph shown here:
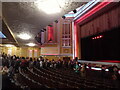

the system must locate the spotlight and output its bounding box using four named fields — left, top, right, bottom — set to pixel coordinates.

left=41, top=29, right=44, bottom=32
left=43, top=28, right=46, bottom=31
left=92, top=38, right=95, bottom=40
left=48, top=38, right=52, bottom=42
left=73, top=9, right=77, bottom=13
left=55, top=20, right=58, bottom=23
left=62, top=16, right=66, bottom=19
left=48, top=25, right=53, bottom=27
left=97, top=36, right=100, bottom=39
left=99, top=35, right=103, bottom=38
left=38, top=32, right=41, bottom=35
left=41, top=31, right=44, bottom=32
